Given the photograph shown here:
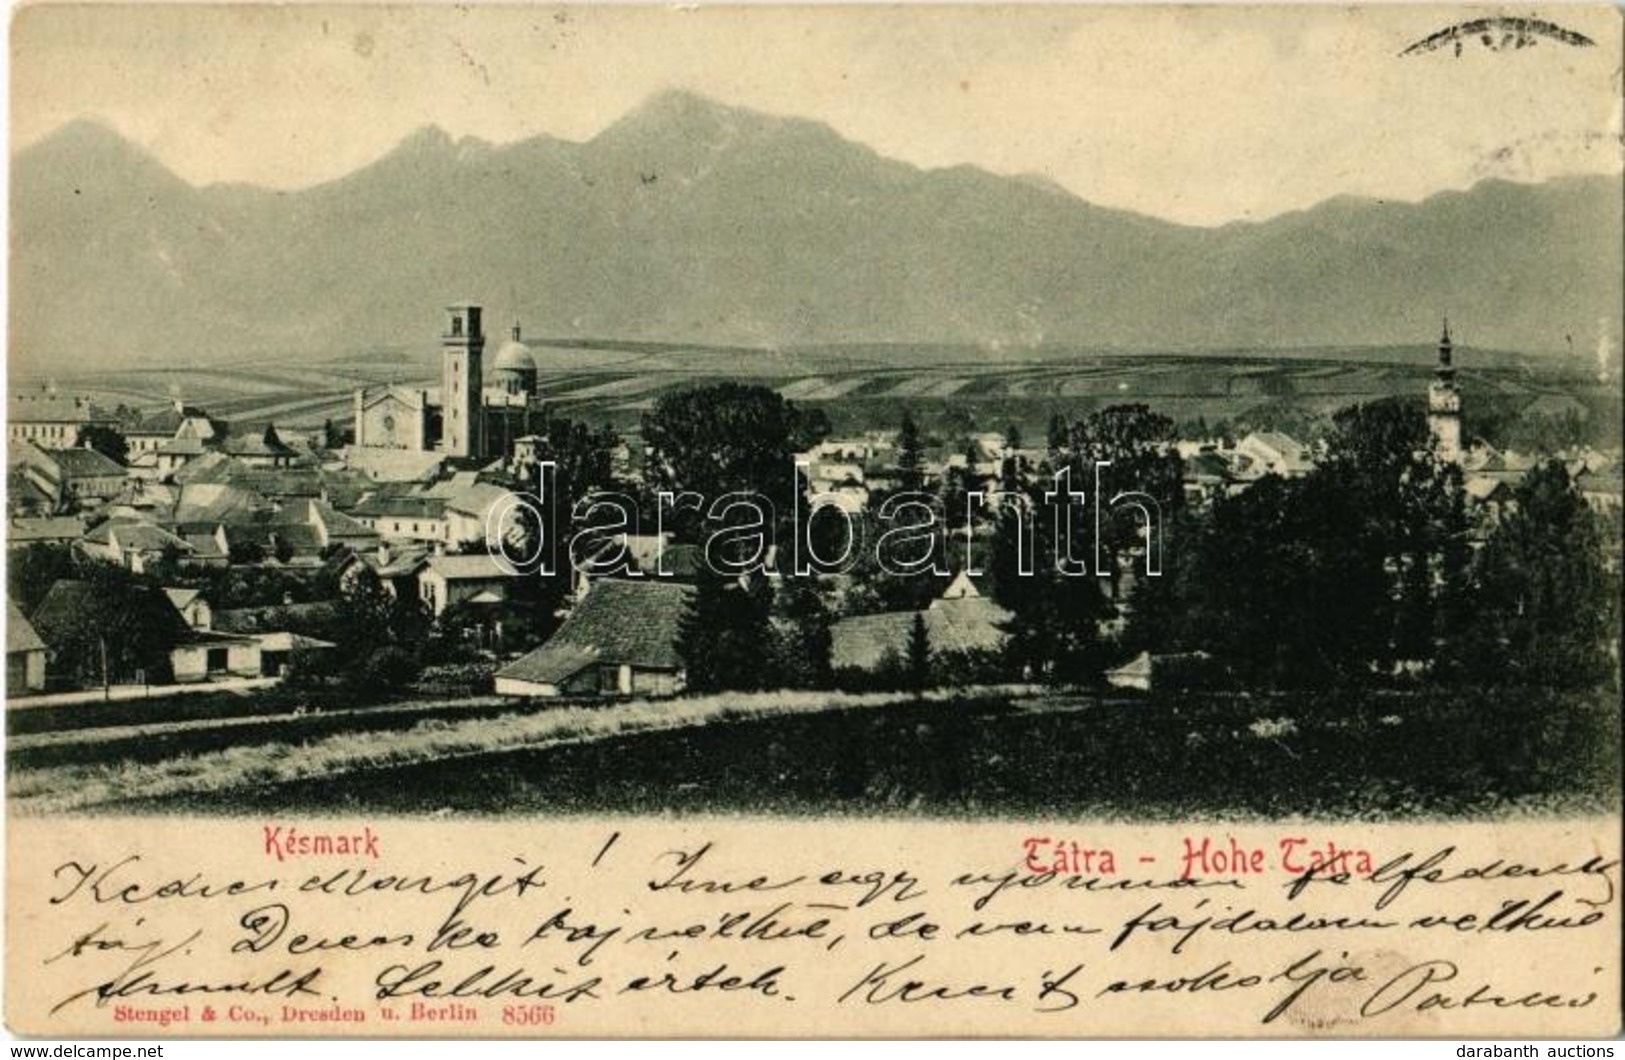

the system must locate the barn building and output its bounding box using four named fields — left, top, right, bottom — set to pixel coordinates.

left=494, top=580, right=694, bottom=699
